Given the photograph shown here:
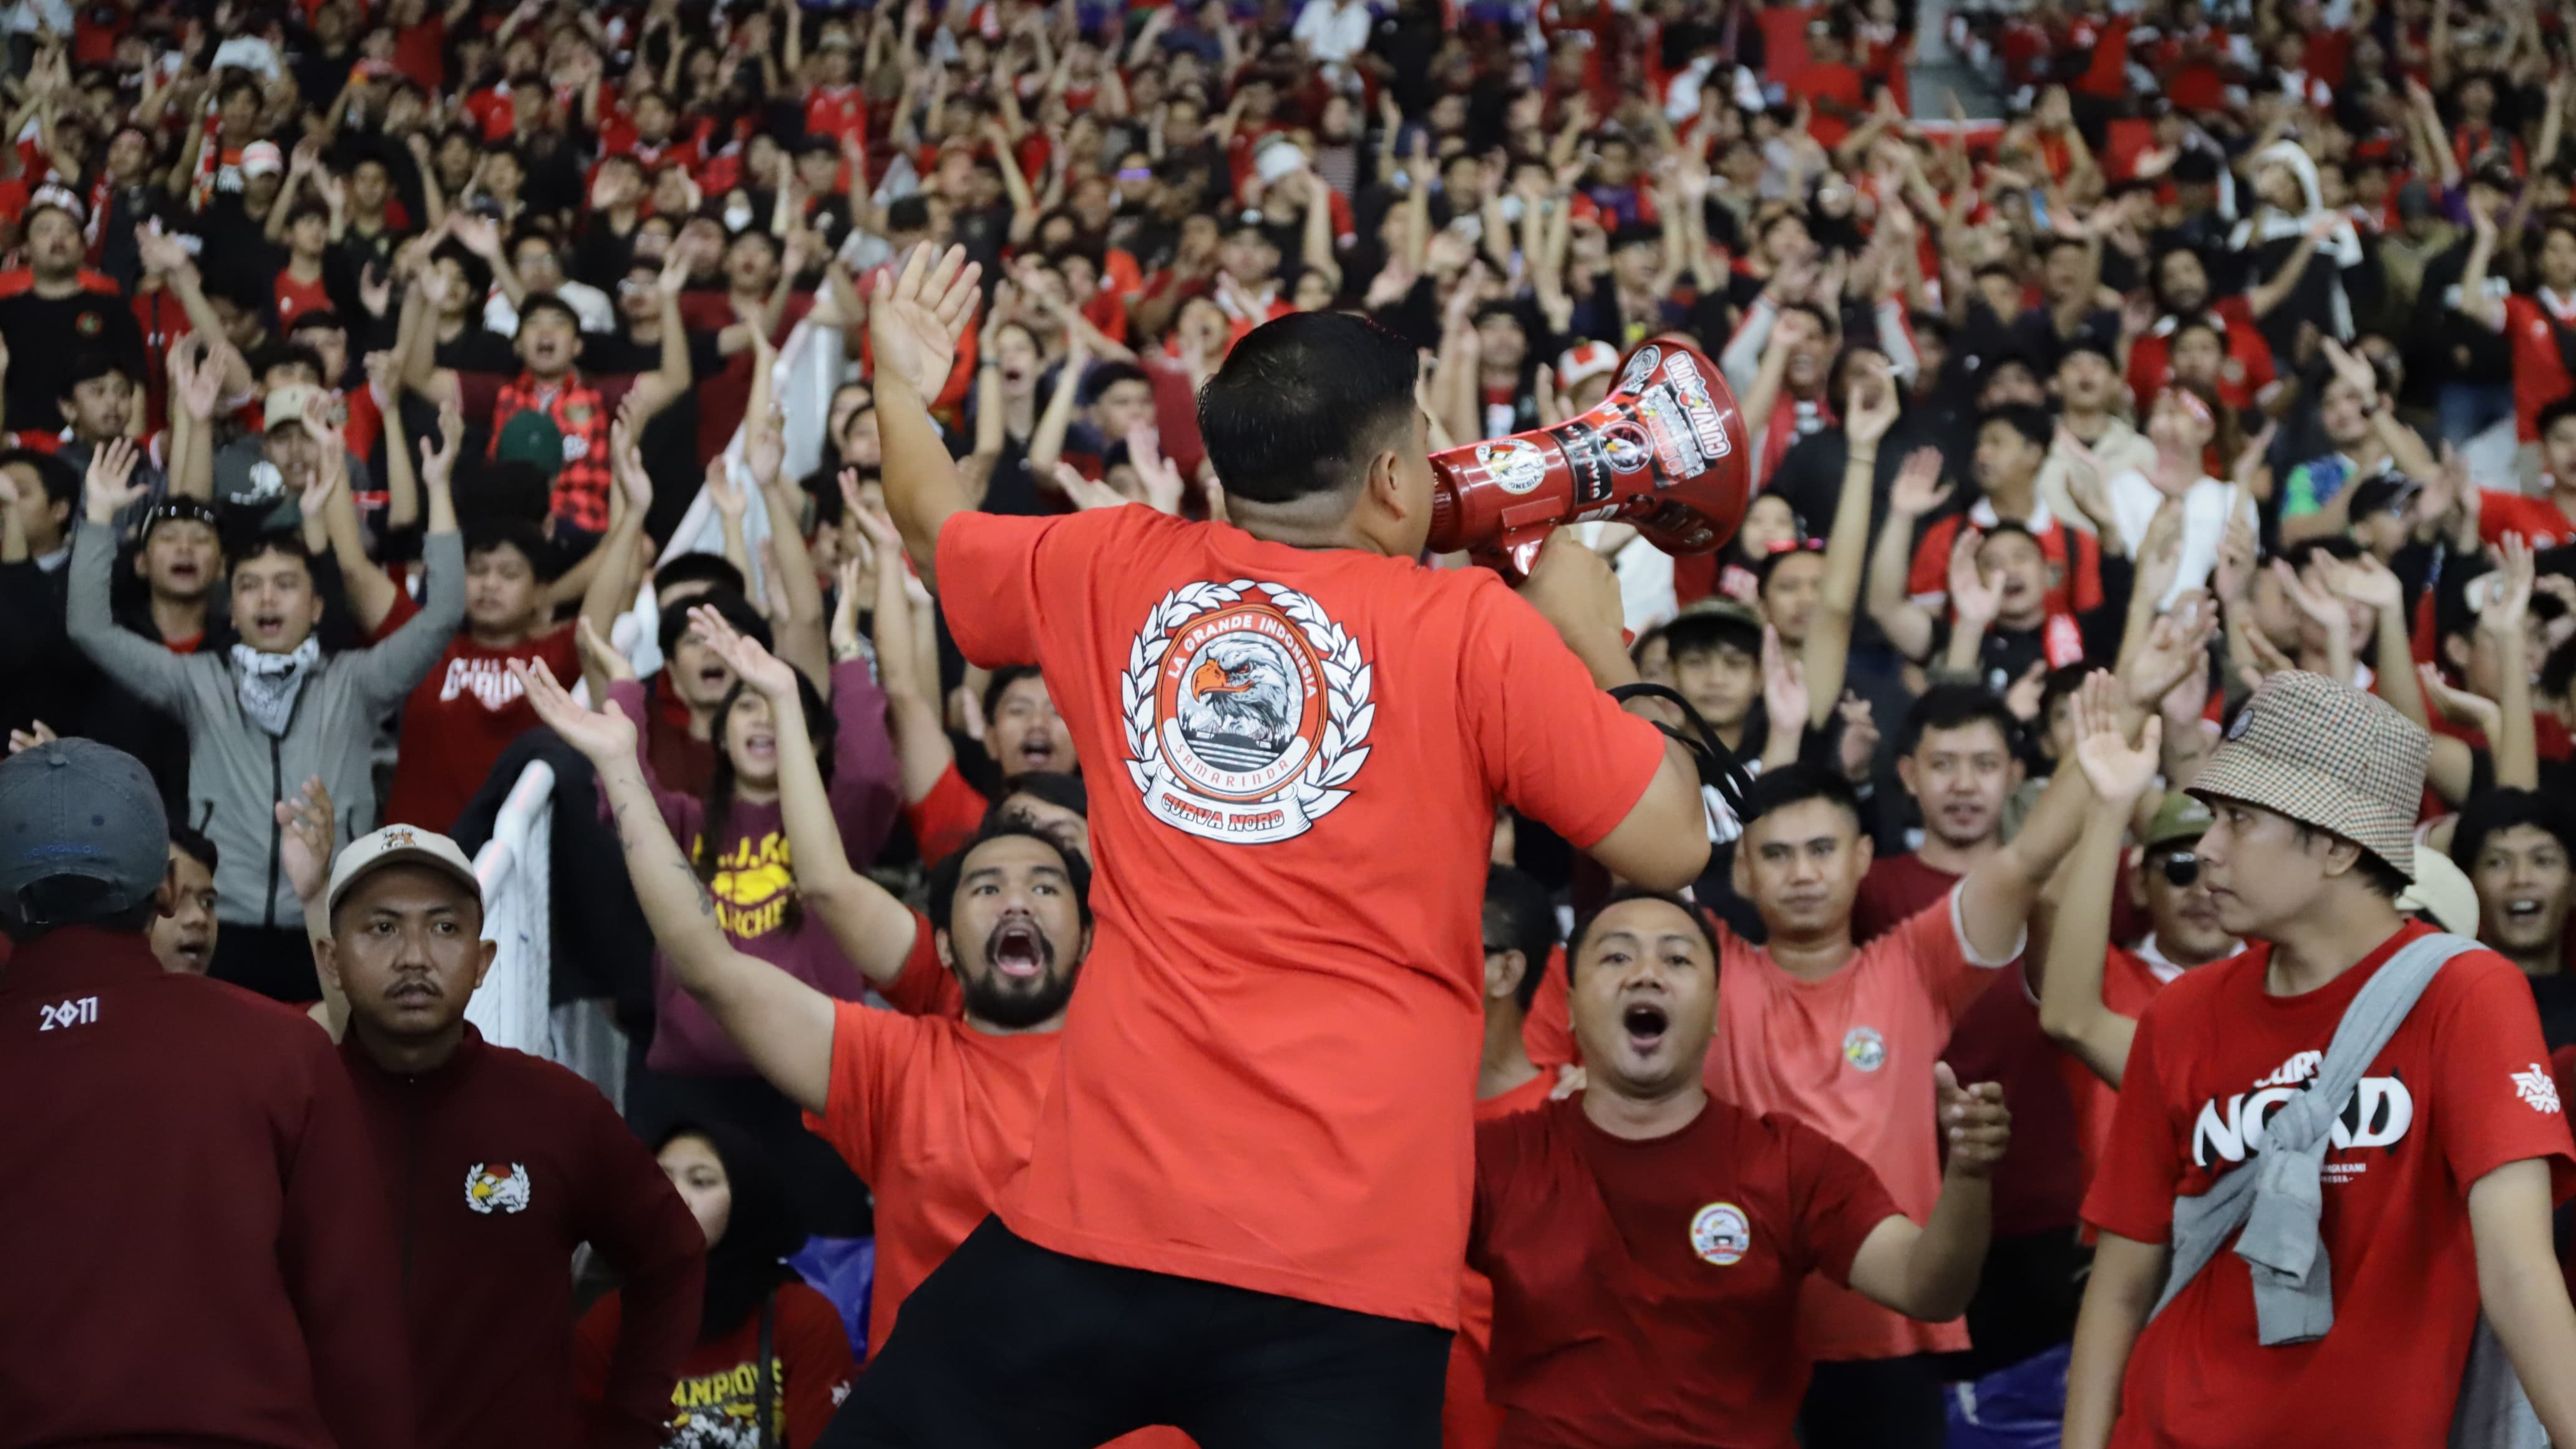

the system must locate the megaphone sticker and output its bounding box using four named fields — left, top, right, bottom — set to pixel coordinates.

left=1472, top=438, right=1551, bottom=497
